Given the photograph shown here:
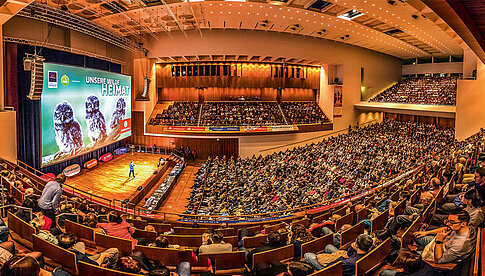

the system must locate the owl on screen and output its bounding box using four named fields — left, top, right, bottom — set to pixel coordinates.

left=109, top=98, right=126, bottom=131
left=54, top=101, right=84, bottom=153
left=85, top=95, right=107, bottom=142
